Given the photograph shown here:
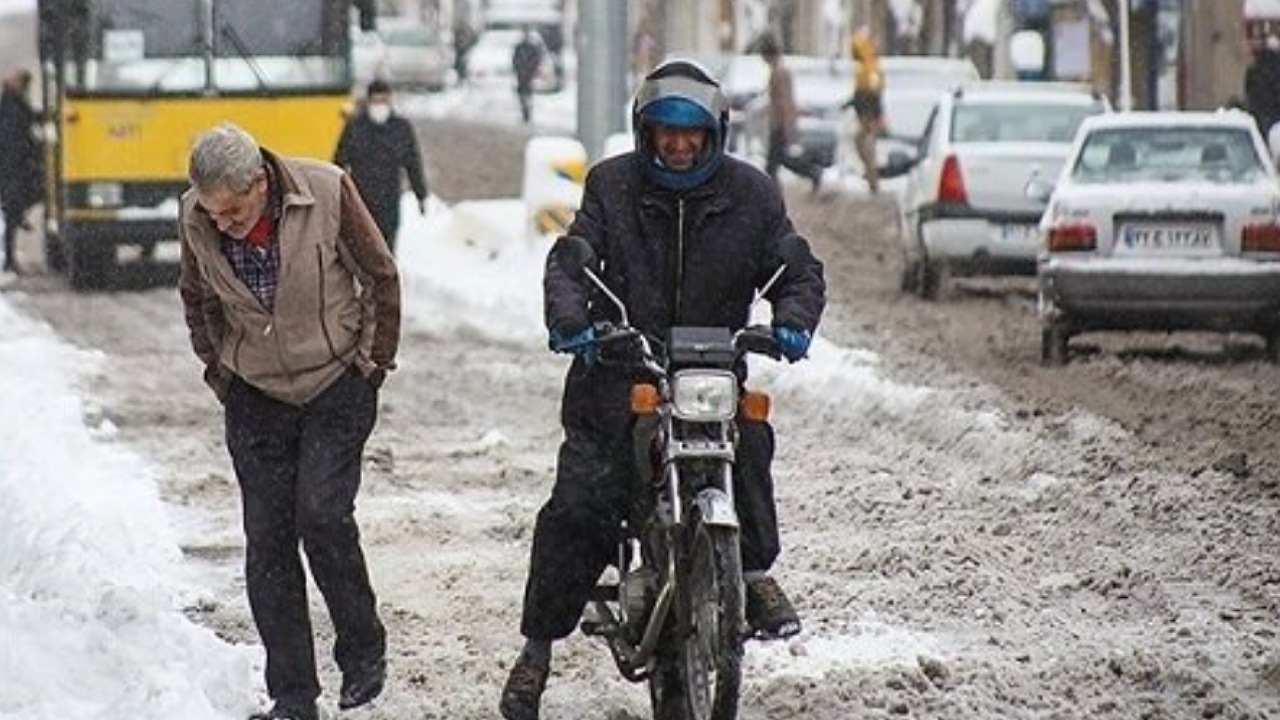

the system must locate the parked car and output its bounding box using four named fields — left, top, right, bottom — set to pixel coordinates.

left=739, top=54, right=979, bottom=176
left=350, top=25, right=386, bottom=88
left=466, top=28, right=560, bottom=93
left=1037, top=110, right=1280, bottom=365
left=740, top=55, right=853, bottom=169
left=378, top=18, right=452, bottom=91
left=718, top=53, right=770, bottom=153
left=350, top=18, right=452, bottom=92
left=847, top=55, right=980, bottom=180
left=897, top=81, right=1109, bottom=299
